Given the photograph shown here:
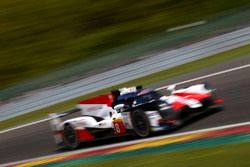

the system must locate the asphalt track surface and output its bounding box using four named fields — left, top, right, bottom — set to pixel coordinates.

left=0, top=55, right=250, bottom=164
